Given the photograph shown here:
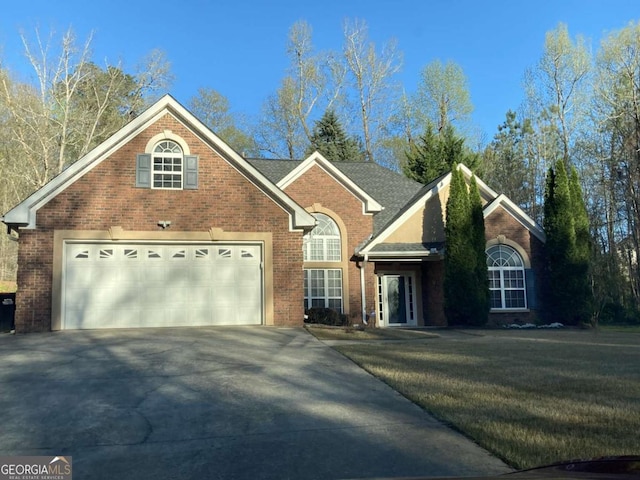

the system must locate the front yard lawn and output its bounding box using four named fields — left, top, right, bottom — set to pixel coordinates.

left=331, top=329, right=640, bottom=470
